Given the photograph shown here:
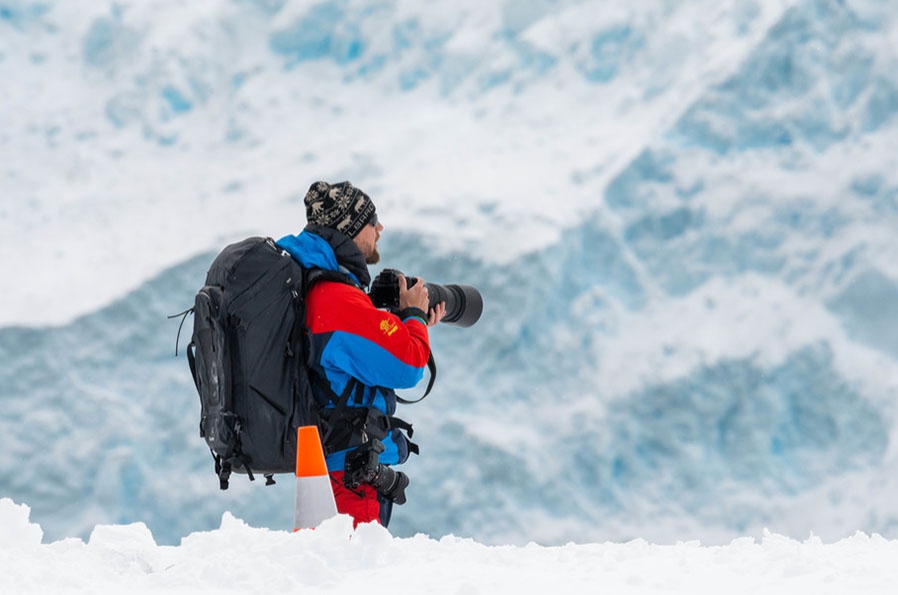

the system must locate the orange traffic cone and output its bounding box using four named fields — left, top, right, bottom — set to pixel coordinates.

left=293, top=425, right=338, bottom=531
